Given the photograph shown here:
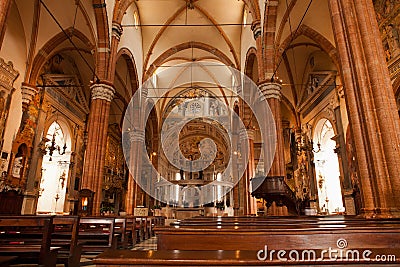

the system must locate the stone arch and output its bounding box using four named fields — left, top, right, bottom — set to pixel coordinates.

left=145, top=42, right=235, bottom=81
left=92, top=0, right=110, bottom=80
left=277, top=24, right=339, bottom=70
left=28, top=28, right=95, bottom=85
left=244, top=47, right=258, bottom=83
left=115, top=47, right=140, bottom=97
